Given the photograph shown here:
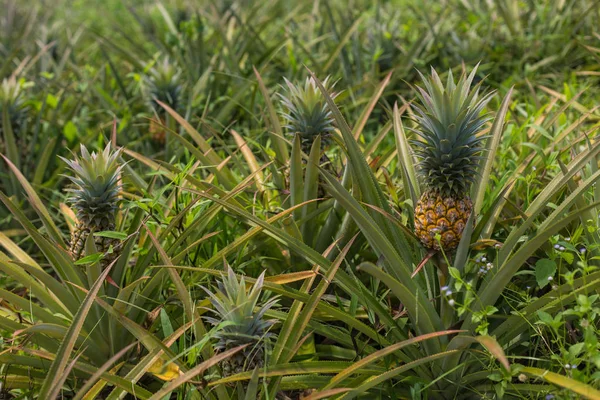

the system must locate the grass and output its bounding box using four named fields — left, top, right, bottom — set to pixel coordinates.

left=1, top=0, right=600, bottom=399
